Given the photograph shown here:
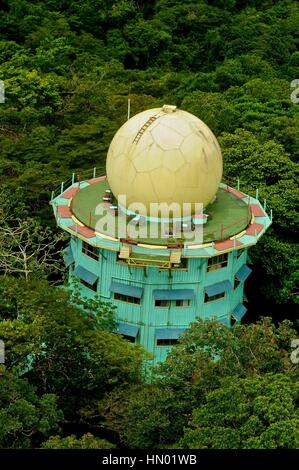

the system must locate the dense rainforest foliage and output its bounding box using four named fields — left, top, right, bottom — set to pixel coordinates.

left=0, top=0, right=298, bottom=449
